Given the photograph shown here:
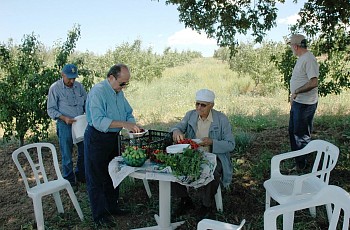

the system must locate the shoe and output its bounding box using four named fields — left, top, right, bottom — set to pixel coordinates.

left=95, top=216, right=116, bottom=228
left=107, top=208, right=130, bottom=216
left=173, top=196, right=195, bottom=217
